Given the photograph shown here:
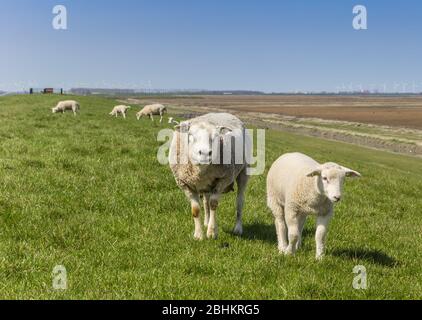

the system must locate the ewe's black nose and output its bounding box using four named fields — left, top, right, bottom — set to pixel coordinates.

left=199, top=150, right=212, bottom=156
left=333, top=196, right=341, bottom=202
